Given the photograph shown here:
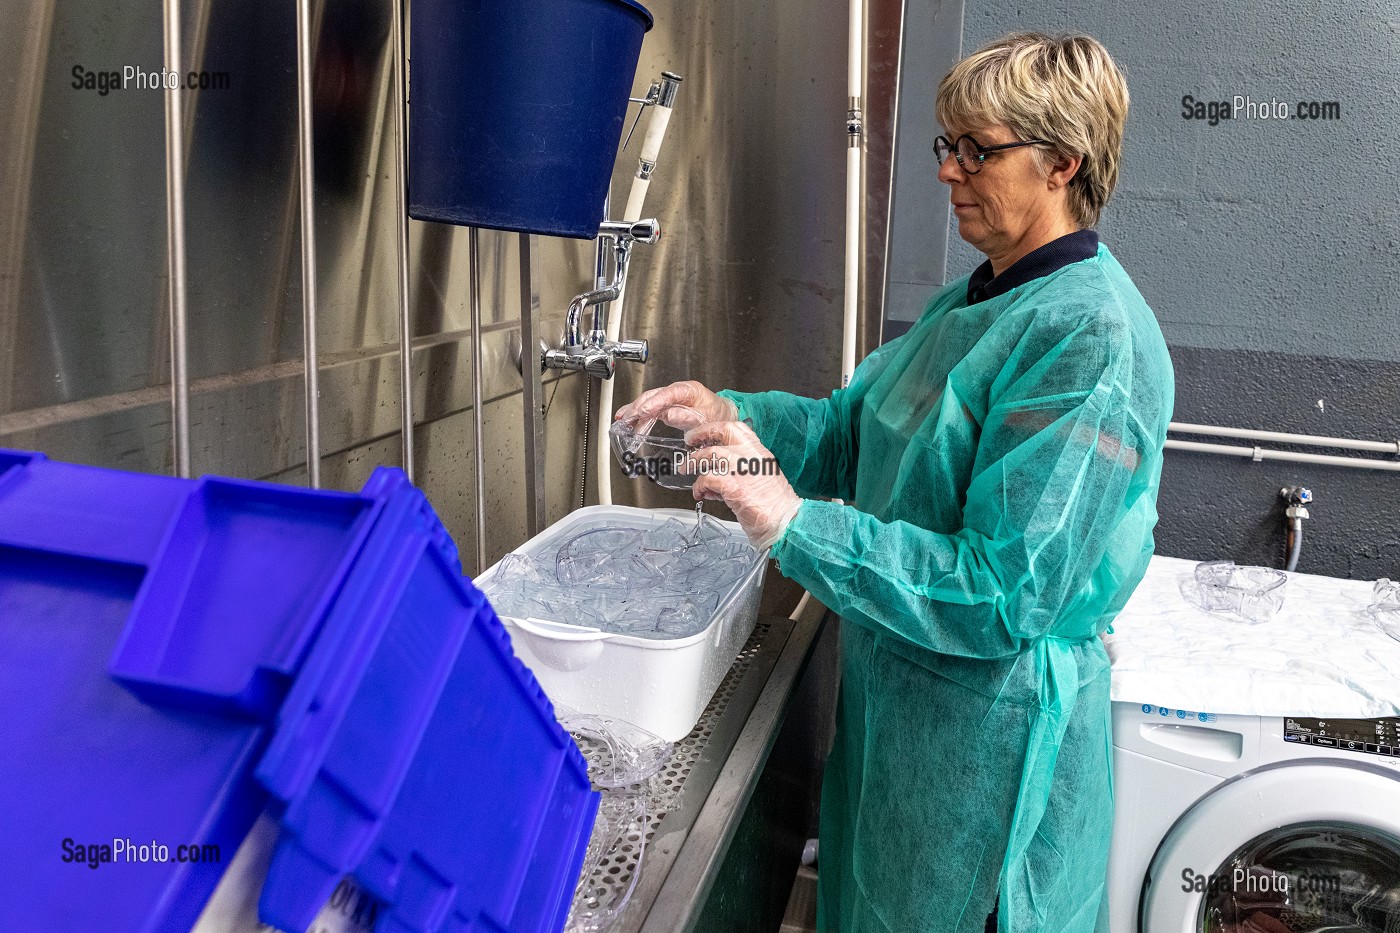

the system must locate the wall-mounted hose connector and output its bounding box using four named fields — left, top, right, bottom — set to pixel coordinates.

left=1280, top=485, right=1313, bottom=572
